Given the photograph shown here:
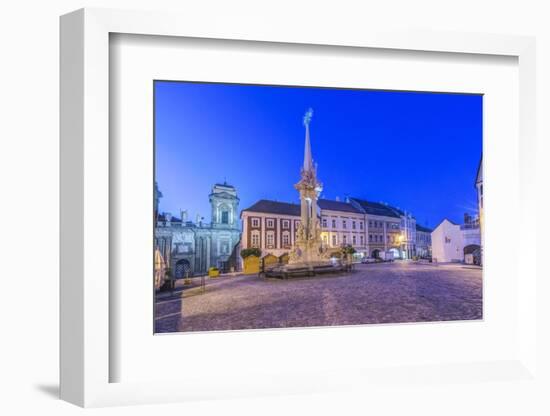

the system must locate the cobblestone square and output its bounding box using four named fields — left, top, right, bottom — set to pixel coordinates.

left=155, top=262, right=482, bottom=333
